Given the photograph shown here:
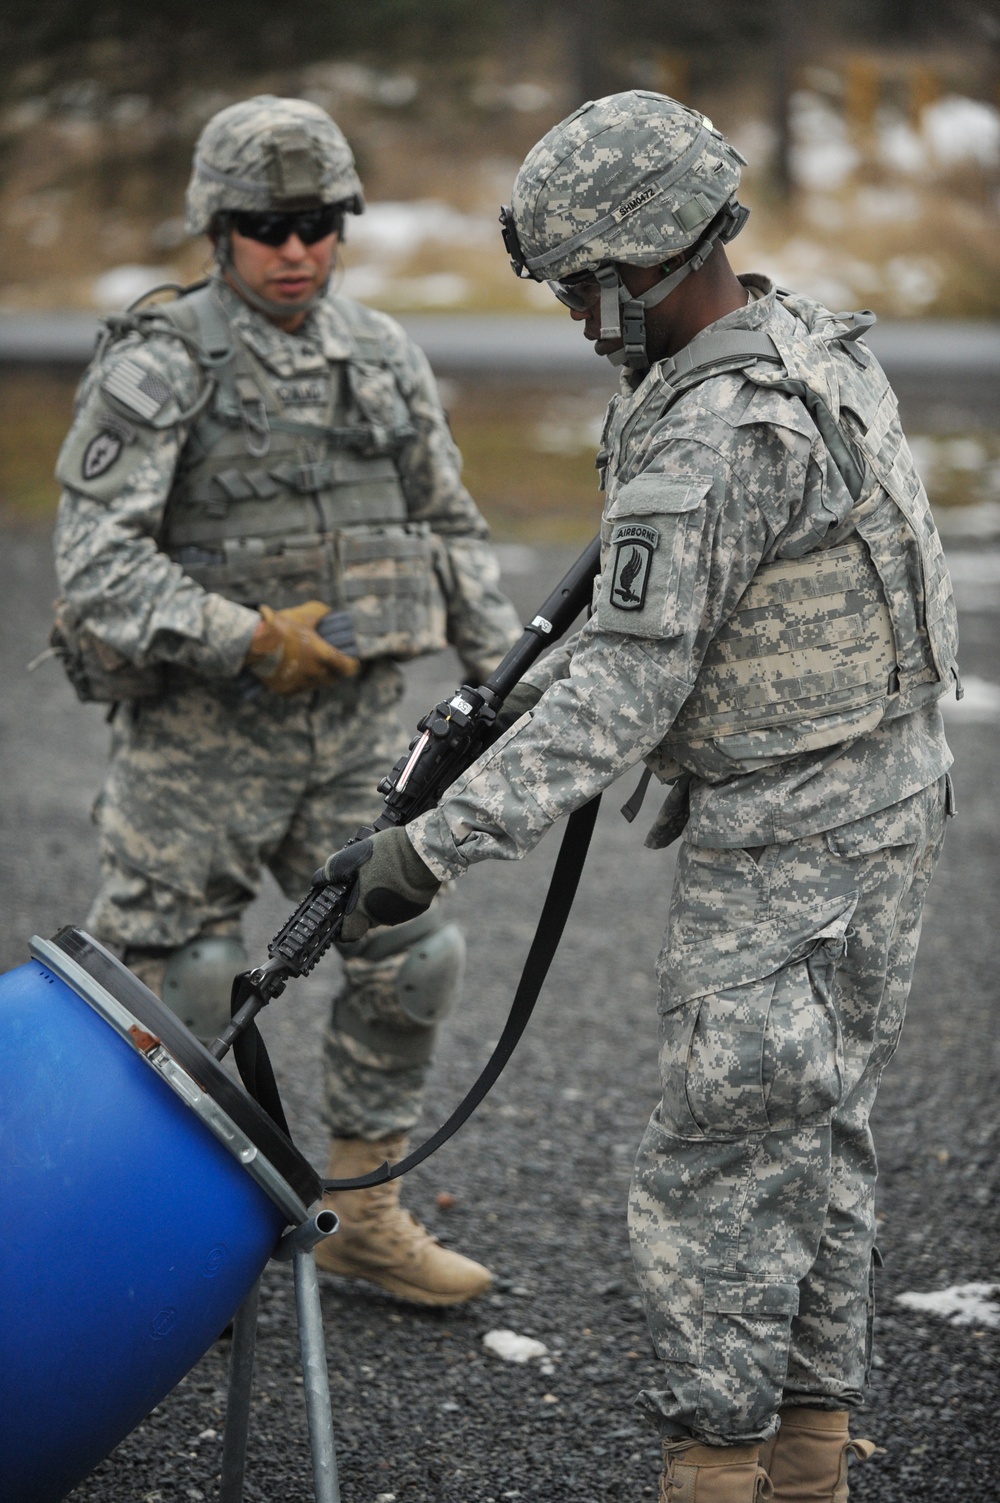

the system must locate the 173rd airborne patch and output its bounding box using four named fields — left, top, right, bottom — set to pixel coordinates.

left=609, top=522, right=658, bottom=611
